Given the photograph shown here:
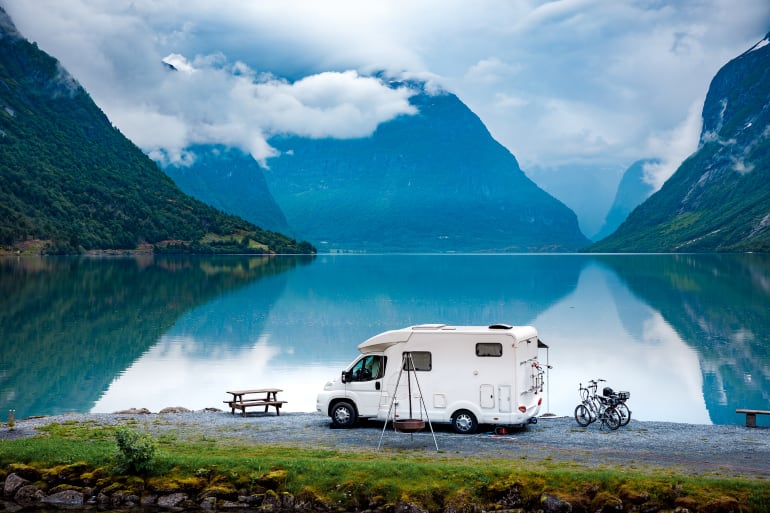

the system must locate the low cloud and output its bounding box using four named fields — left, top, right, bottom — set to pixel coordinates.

left=643, top=99, right=704, bottom=190
left=114, top=55, right=417, bottom=166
